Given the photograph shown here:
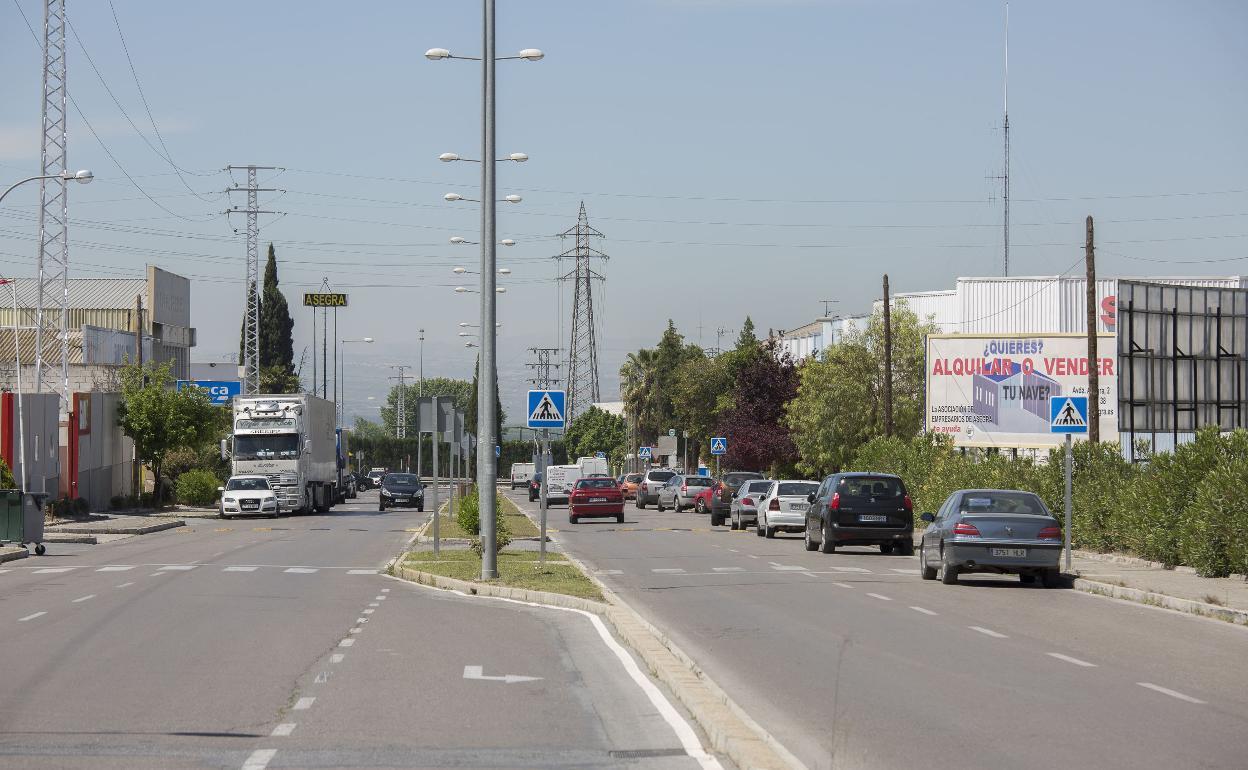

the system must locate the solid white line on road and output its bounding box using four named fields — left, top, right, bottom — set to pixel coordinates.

left=833, top=582, right=854, bottom=589
left=969, top=626, right=1009, bottom=639
left=347, top=569, right=376, bottom=575
left=284, top=568, right=318, bottom=574
left=18, top=612, right=46, bottom=622
left=910, top=606, right=938, bottom=616
left=271, top=723, right=296, bottom=737
left=33, top=567, right=74, bottom=574
left=595, top=569, right=624, bottom=575
left=1137, top=682, right=1205, bottom=704
left=363, top=608, right=375, bottom=614
left=292, top=697, right=315, bottom=710
left=159, top=565, right=196, bottom=571
left=338, top=638, right=355, bottom=647
left=72, top=594, right=95, bottom=603
left=224, top=566, right=258, bottom=572
left=890, top=568, right=921, bottom=575
left=96, top=565, right=134, bottom=572
left=653, top=568, right=686, bottom=574
left=116, top=582, right=136, bottom=588
left=241, top=748, right=277, bottom=770
left=866, top=593, right=893, bottom=601
left=1048, top=653, right=1097, bottom=667
left=802, top=572, right=818, bottom=578
left=713, top=567, right=745, bottom=572
left=330, top=654, right=344, bottom=664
